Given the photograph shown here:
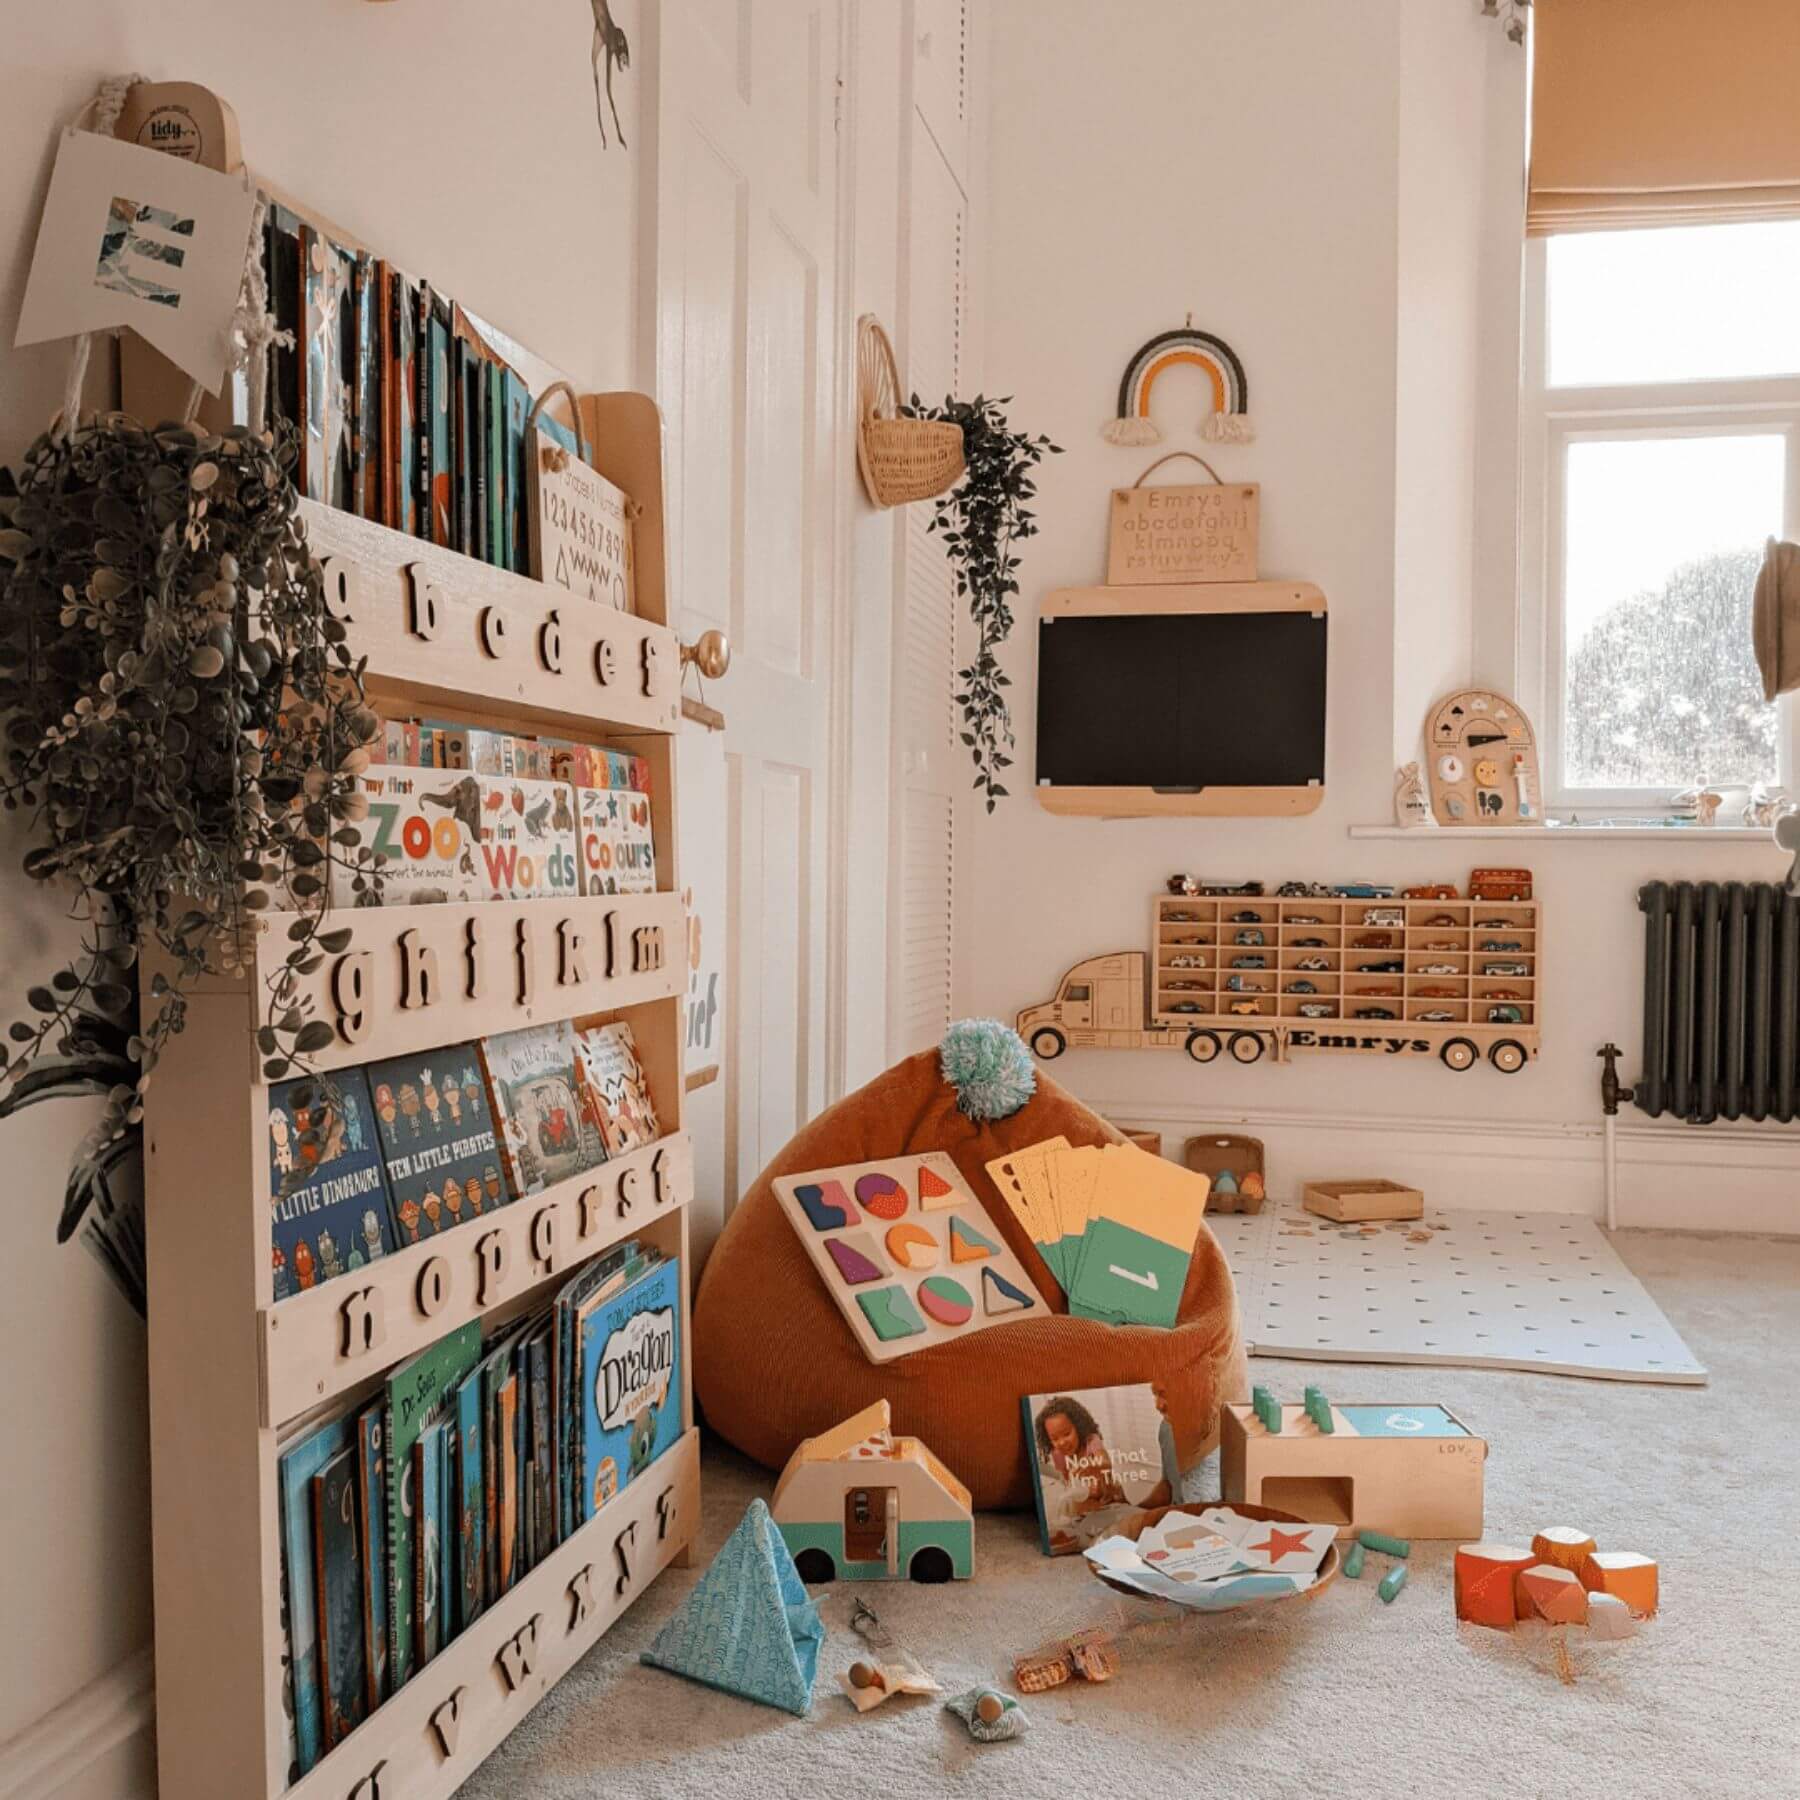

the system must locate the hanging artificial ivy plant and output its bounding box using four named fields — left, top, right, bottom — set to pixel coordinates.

left=0, top=415, right=382, bottom=1303
left=902, top=394, right=1060, bottom=811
